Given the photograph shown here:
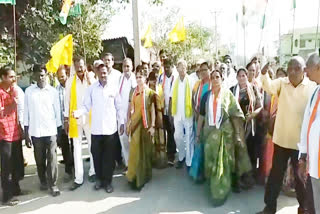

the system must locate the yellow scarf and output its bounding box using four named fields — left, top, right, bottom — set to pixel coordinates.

left=171, top=77, right=192, bottom=118
left=69, top=76, right=78, bottom=138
